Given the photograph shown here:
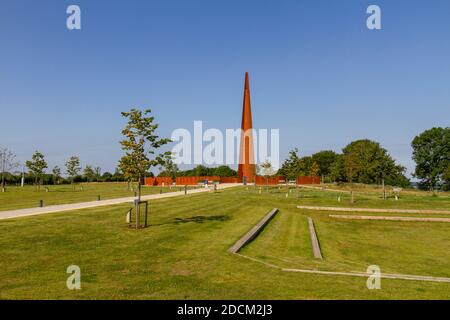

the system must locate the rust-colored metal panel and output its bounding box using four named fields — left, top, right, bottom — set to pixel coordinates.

left=145, top=177, right=173, bottom=186
left=296, top=176, right=321, bottom=185
left=254, top=176, right=286, bottom=185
